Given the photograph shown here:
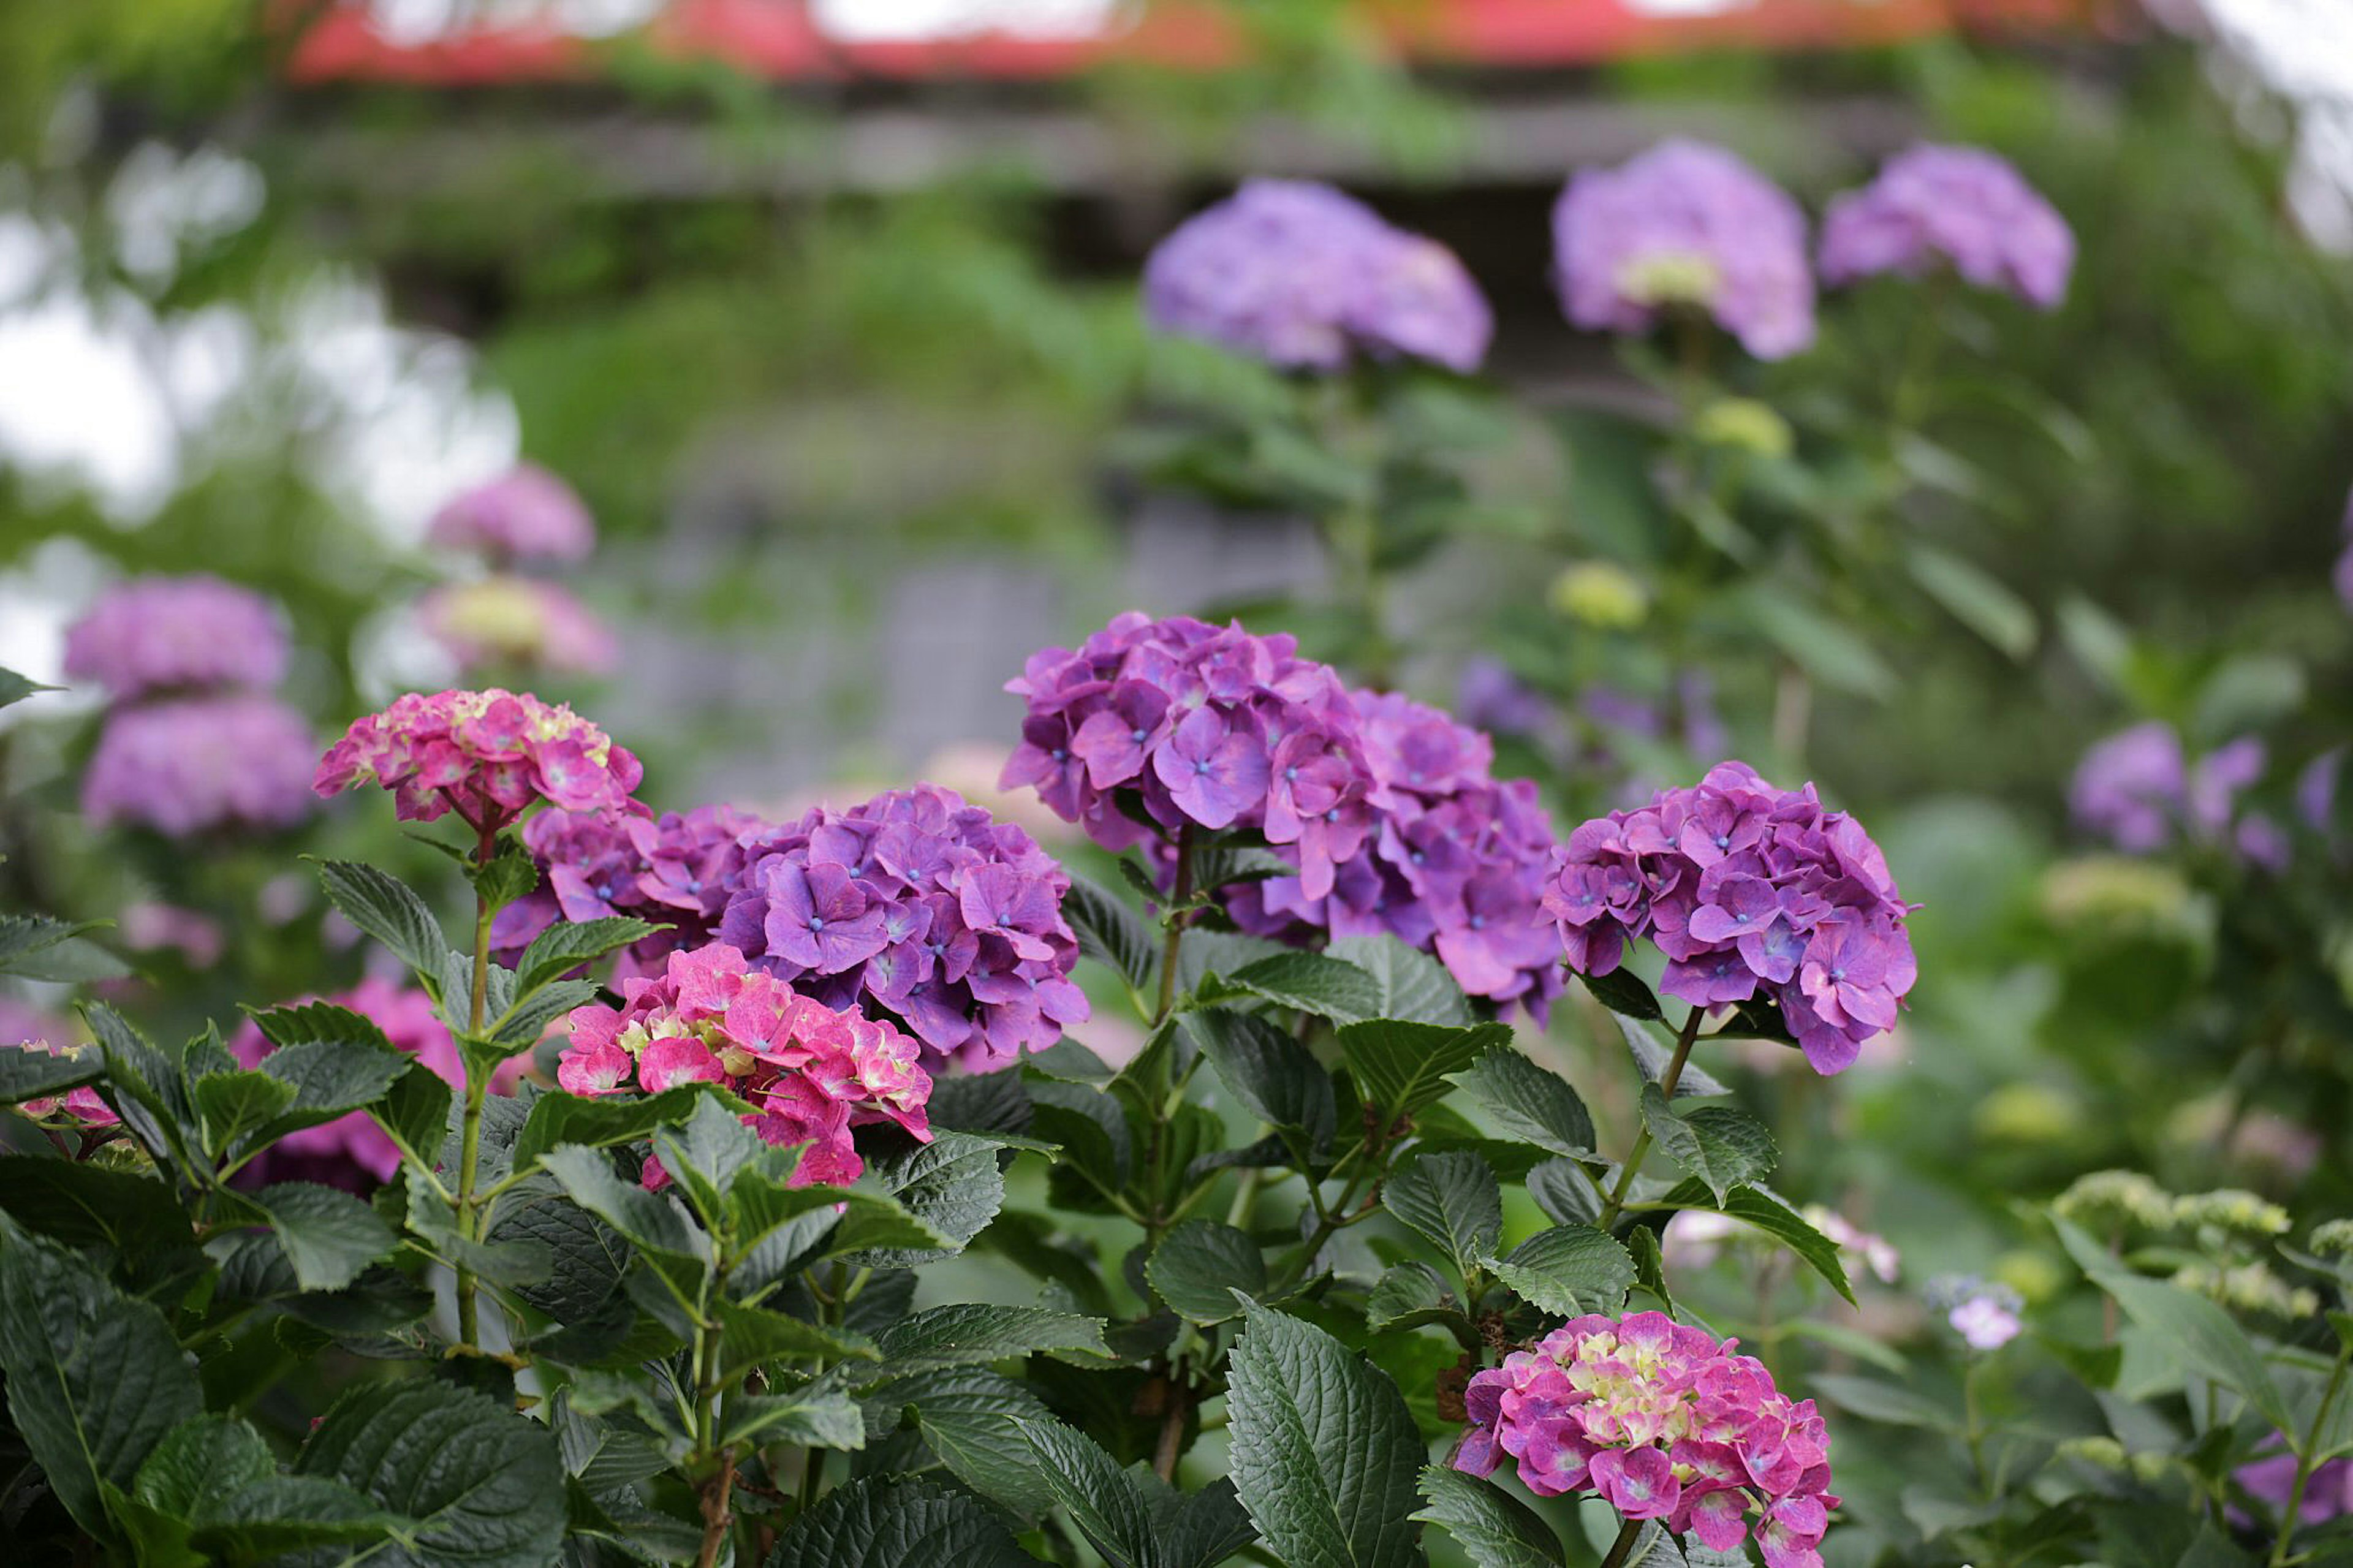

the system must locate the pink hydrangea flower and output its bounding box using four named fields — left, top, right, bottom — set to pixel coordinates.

left=62, top=574, right=289, bottom=700
left=314, top=687, right=642, bottom=833
left=2, top=1019, right=119, bottom=1127
left=1458, top=1311, right=1837, bottom=1568
left=428, top=464, right=596, bottom=565
left=417, top=577, right=619, bottom=676
left=555, top=942, right=931, bottom=1188
left=83, top=695, right=317, bottom=838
